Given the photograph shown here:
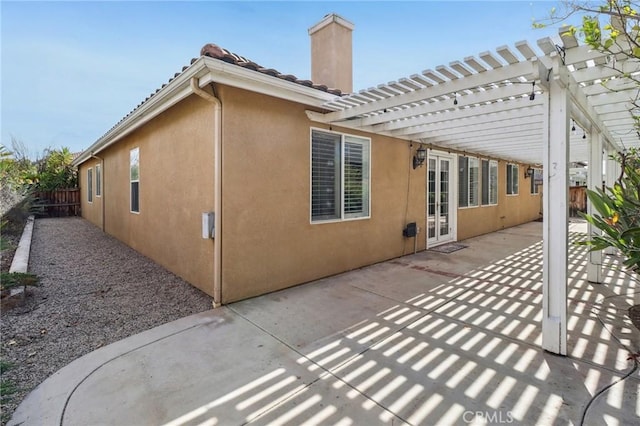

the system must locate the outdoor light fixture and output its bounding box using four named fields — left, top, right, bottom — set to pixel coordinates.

left=571, top=120, right=576, bottom=132
left=525, top=166, right=534, bottom=179
left=453, top=92, right=458, bottom=105
left=583, top=132, right=587, bottom=139
left=529, top=82, right=536, bottom=101
left=413, top=146, right=427, bottom=169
